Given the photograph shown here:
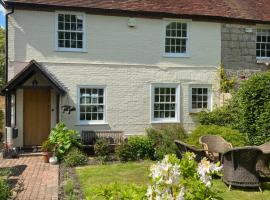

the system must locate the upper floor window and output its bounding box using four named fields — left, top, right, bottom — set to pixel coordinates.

left=165, top=21, right=189, bottom=57
left=256, top=28, right=270, bottom=58
left=57, top=13, right=85, bottom=51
